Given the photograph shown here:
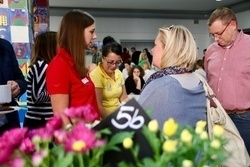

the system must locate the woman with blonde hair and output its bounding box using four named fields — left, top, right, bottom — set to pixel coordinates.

left=141, top=60, right=155, bottom=82
left=138, top=52, right=148, bottom=67
left=46, top=10, right=100, bottom=126
left=139, top=25, right=206, bottom=128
